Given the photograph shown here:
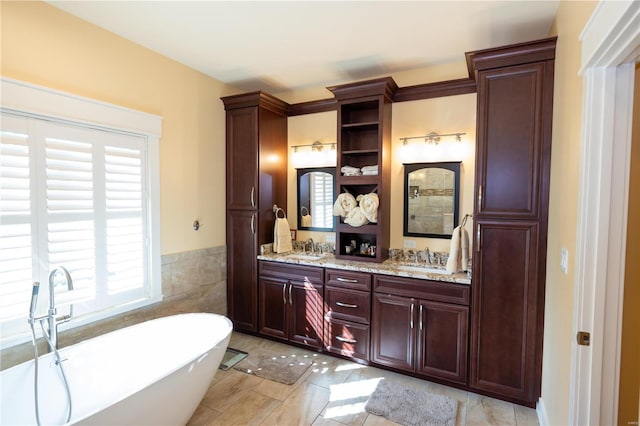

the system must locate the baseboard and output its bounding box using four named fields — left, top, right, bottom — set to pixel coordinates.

left=537, top=397, right=550, bottom=426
